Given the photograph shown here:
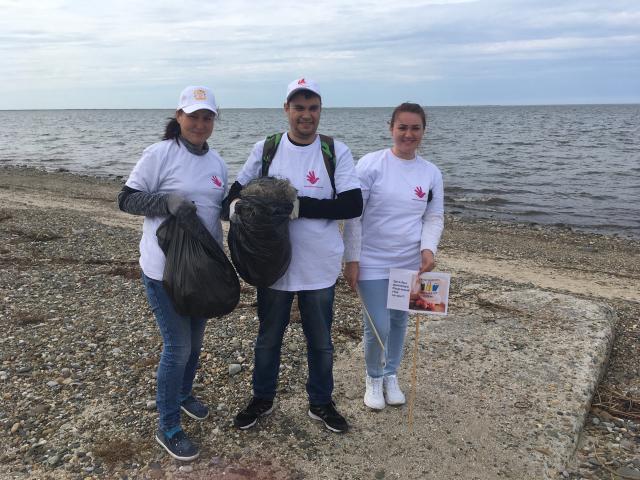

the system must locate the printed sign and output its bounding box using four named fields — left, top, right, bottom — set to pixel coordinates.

left=387, top=269, right=450, bottom=315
